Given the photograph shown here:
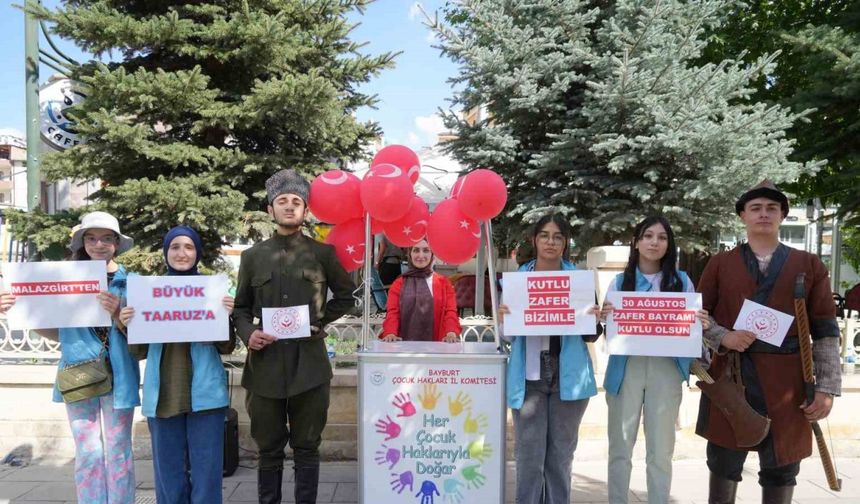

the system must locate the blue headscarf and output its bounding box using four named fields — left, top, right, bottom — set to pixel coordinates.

left=162, top=226, right=203, bottom=276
